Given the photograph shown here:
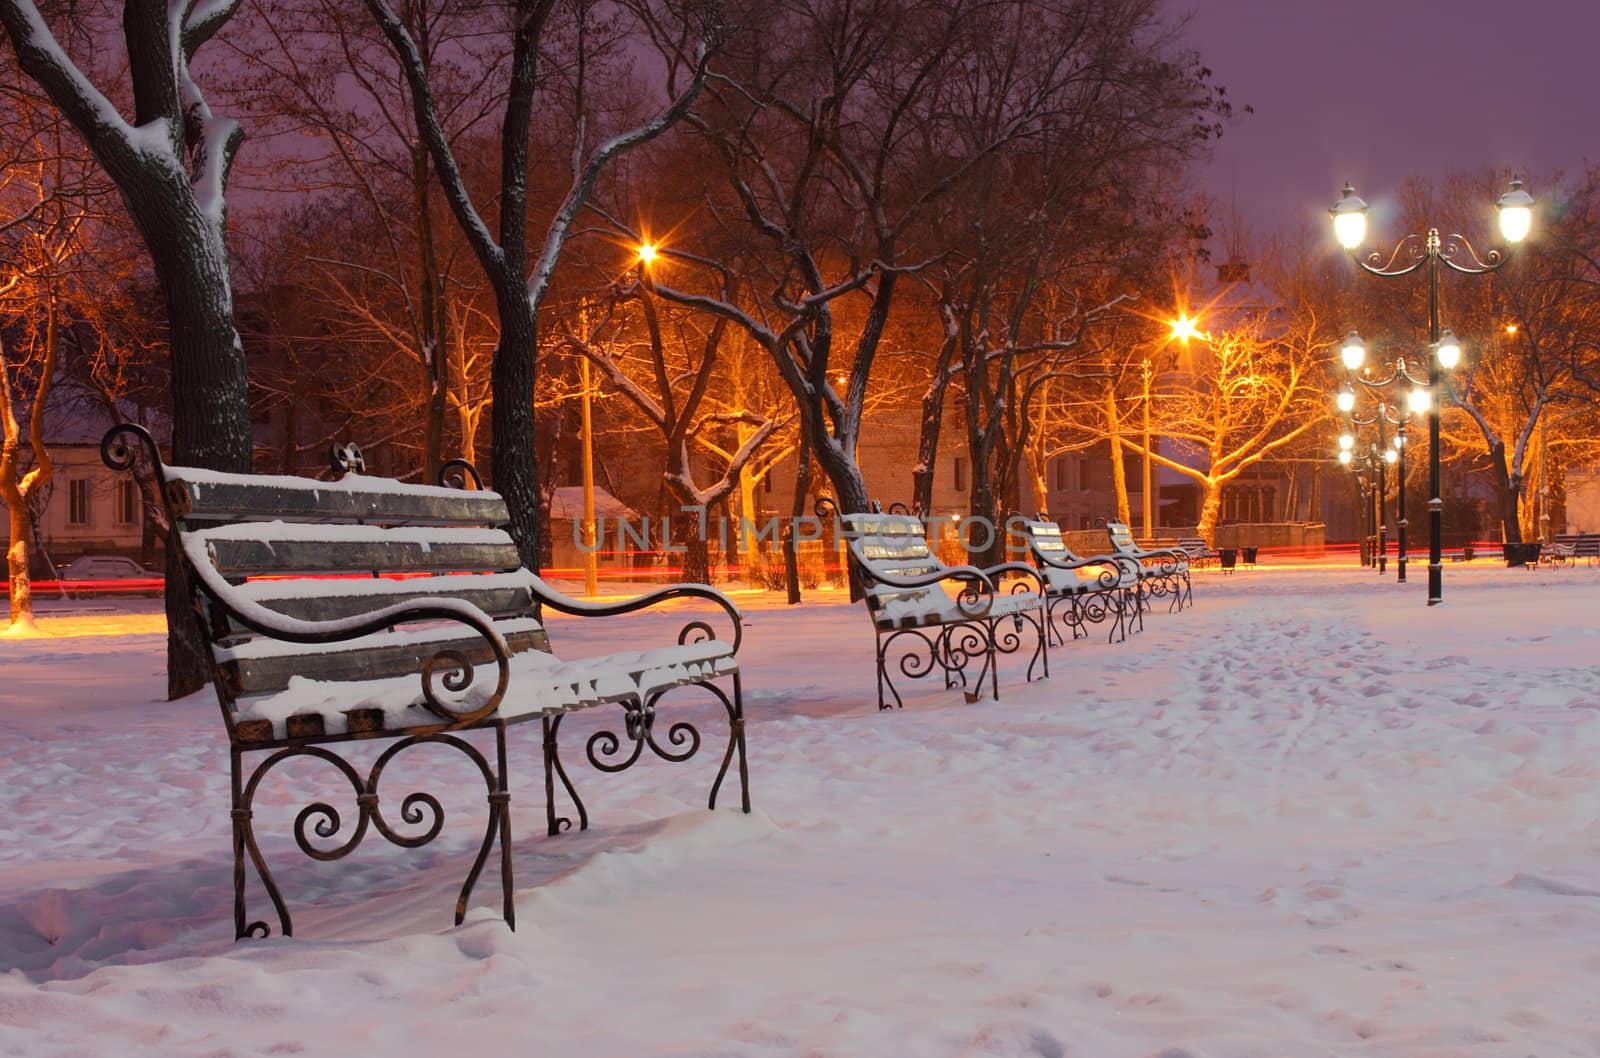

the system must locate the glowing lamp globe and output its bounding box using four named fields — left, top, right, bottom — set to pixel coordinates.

left=1336, top=387, right=1355, bottom=413
left=1497, top=178, right=1534, bottom=244
left=1340, top=331, right=1366, bottom=371
left=1338, top=449, right=1353, bottom=466
left=1330, top=183, right=1369, bottom=249
left=1385, top=447, right=1398, bottom=465
left=1408, top=387, right=1432, bottom=415
left=1339, top=432, right=1355, bottom=451
left=1436, top=330, right=1462, bottom=370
